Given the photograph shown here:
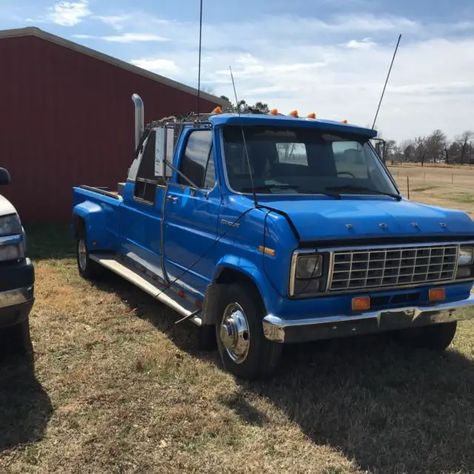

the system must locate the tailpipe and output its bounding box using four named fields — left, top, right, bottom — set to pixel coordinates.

left=131, top=93, right=144, bottom=149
